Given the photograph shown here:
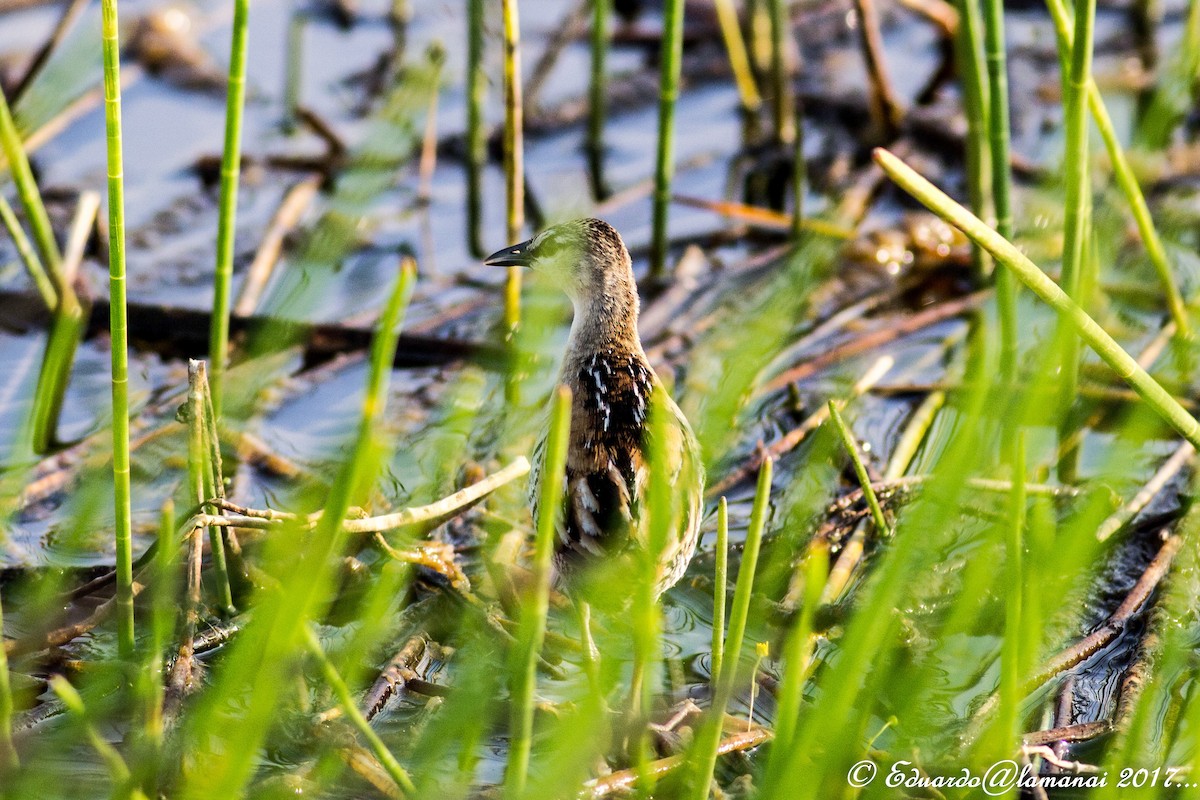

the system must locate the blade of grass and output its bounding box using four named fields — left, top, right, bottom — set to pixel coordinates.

left=100, top=0, right=135, bottom=660
left=649, top=0, right=684, bottom=278
left=828, top=401, right=889, bottom=535
left=0, top=193, right=55, bottom=309
left=710, top=497, right=728, bottom=687
left=303, top=626, right=417, bottom=797
left=0, top=590, right=16, bottom=771
left=1043, top=0, right=1189, bottom=336
left=505, top=385, right=571, bottom=798
left=873, top=147, right=1200, bottom=448
left=688, top=456, right=772, bottom=800
left=208, top=0, right=252, bottom=420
